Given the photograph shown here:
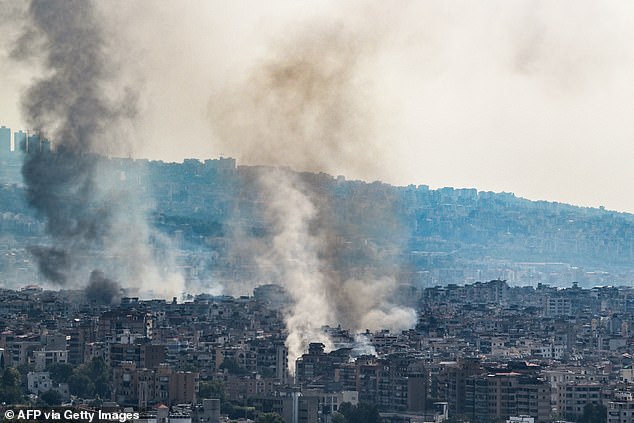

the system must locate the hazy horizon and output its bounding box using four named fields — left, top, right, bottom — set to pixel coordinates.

left=2, top=1, right=634, bottom=213
left=0, top=138, right=627, bottom=217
